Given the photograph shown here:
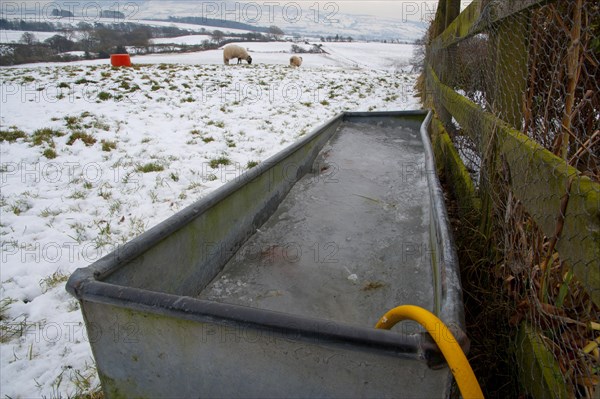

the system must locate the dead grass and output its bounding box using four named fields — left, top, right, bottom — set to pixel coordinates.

left=0, top=127, right=27, bottom=142
left=439, top=177, right=521, bottom=398
left=67, top=132, right=97, bottom=146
